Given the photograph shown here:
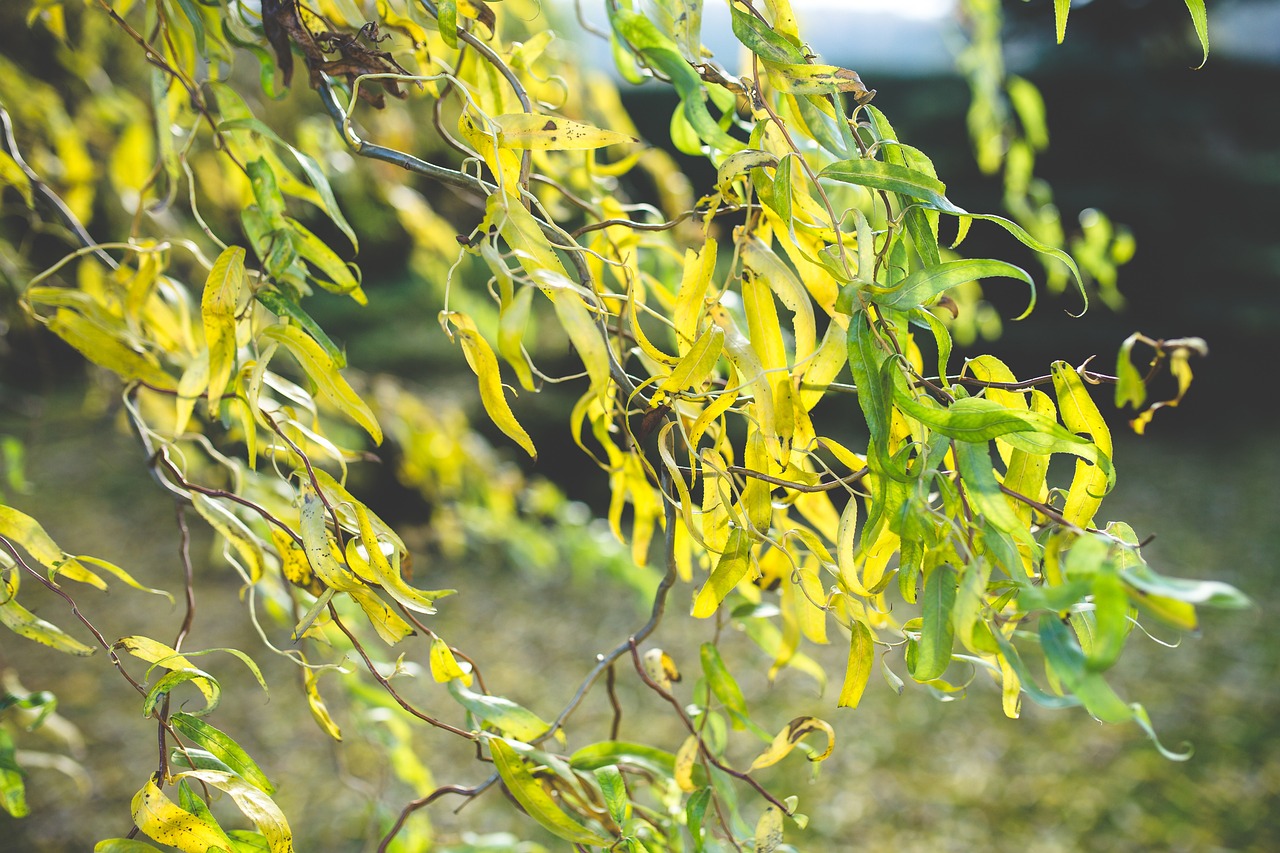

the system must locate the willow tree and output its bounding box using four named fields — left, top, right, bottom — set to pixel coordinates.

left=0, top=0, right=1245, bottom=850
